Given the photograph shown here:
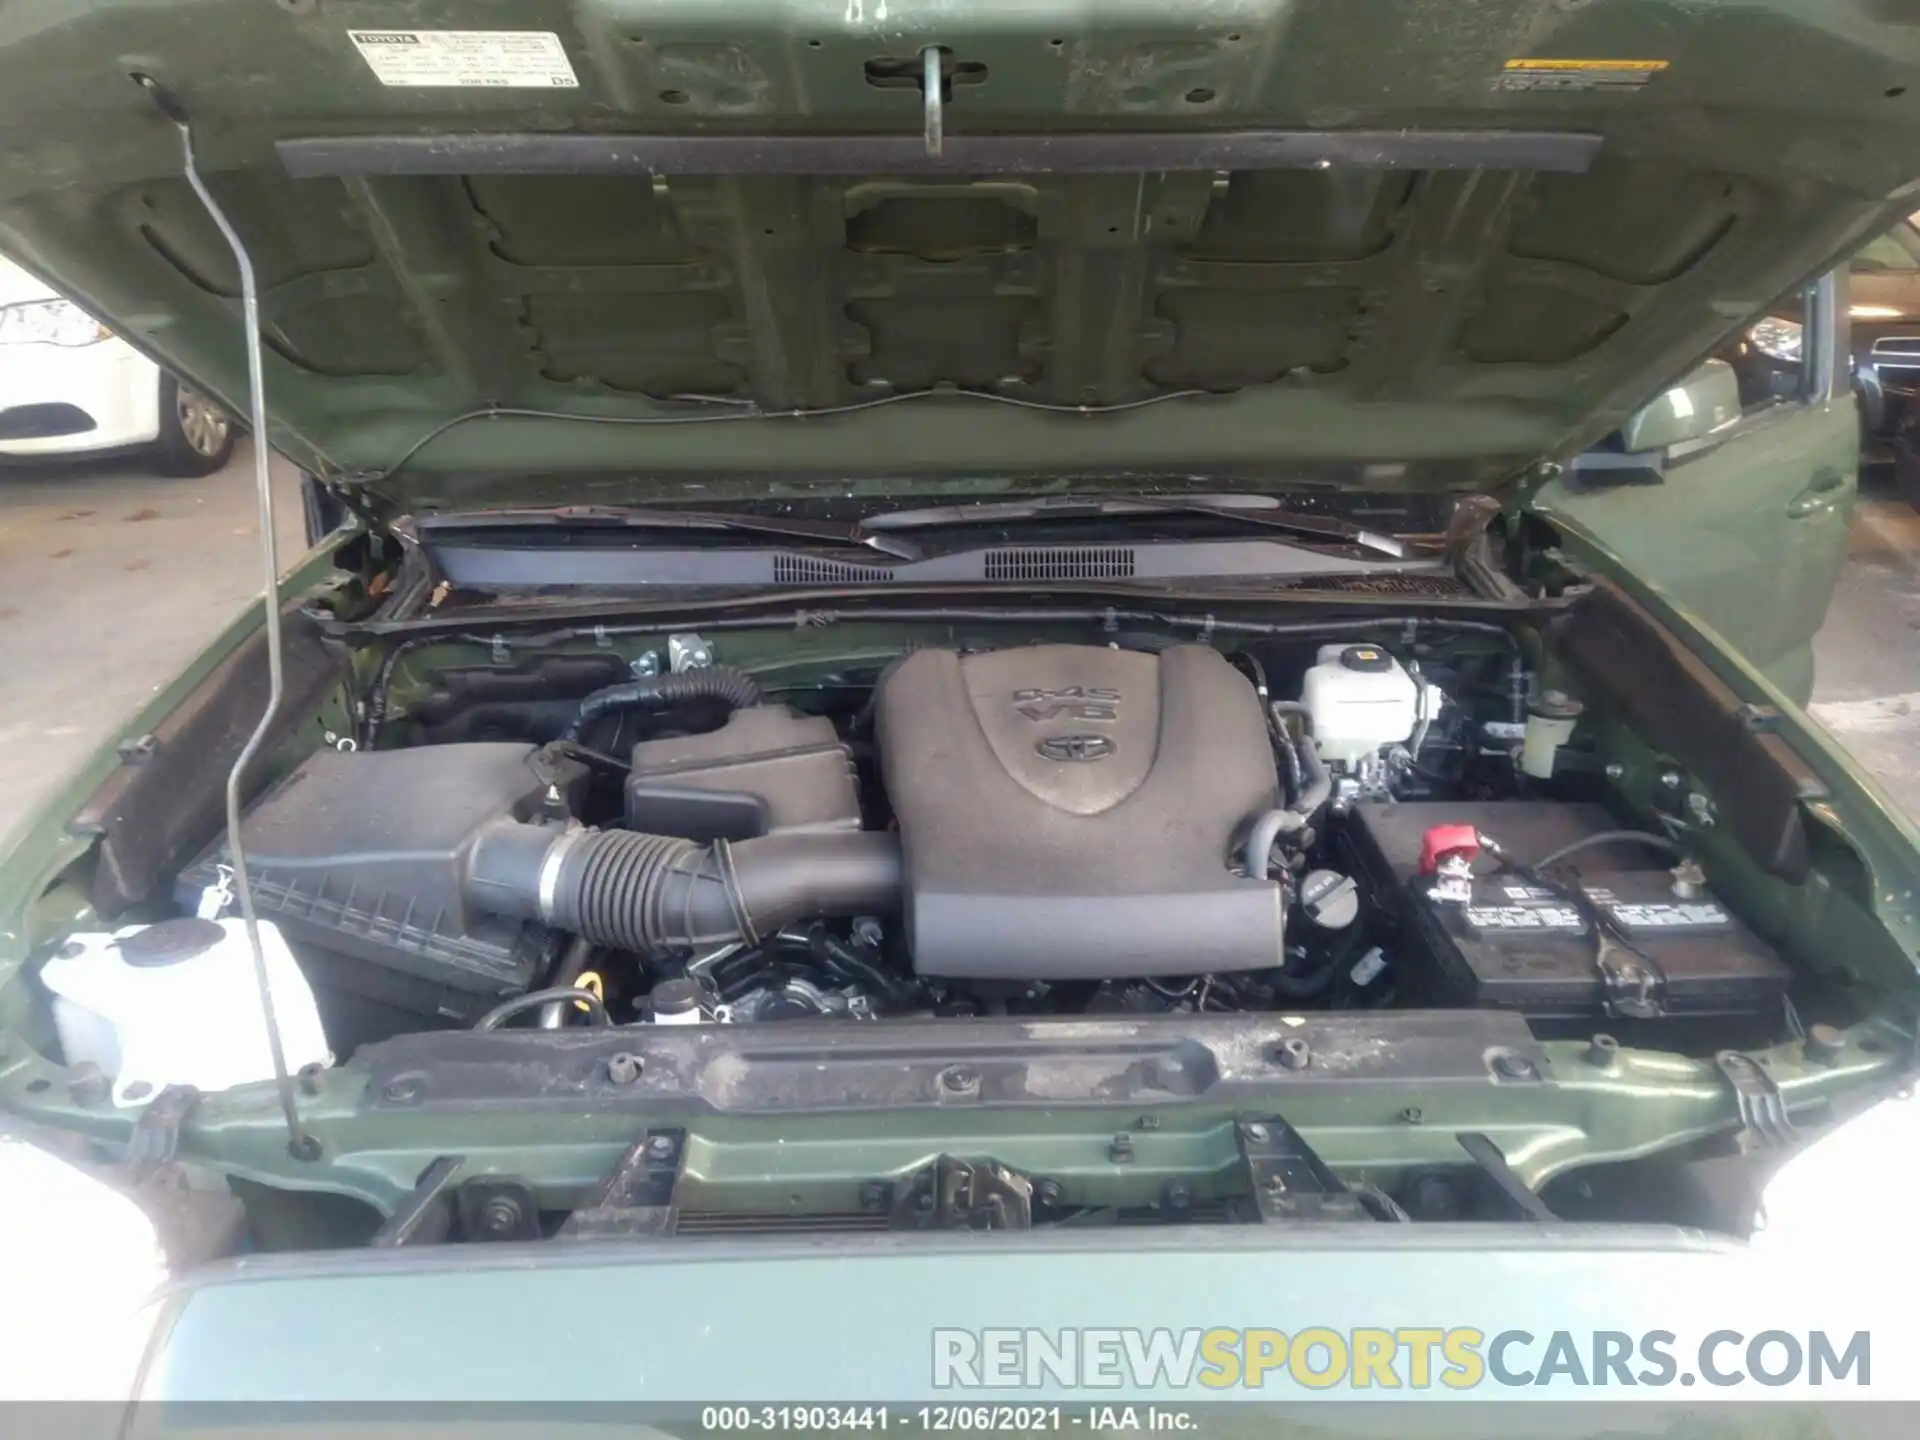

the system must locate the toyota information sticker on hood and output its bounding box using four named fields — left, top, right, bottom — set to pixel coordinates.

left=348, top=29, right=579, bottom=88
left=1497, top=58, right=1669, bottom=92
